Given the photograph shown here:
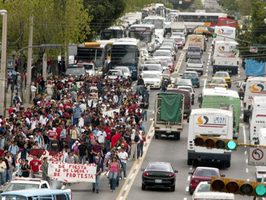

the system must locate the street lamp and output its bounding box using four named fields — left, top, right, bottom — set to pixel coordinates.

left=0, top=10, right=7, bottom=116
